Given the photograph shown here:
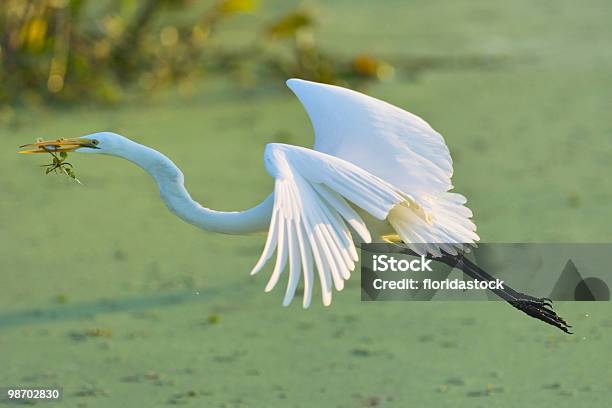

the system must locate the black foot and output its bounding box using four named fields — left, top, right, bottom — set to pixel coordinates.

left=510, top=296, right=572, bottom=334
left=403, top=249, right=574, bottom=334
